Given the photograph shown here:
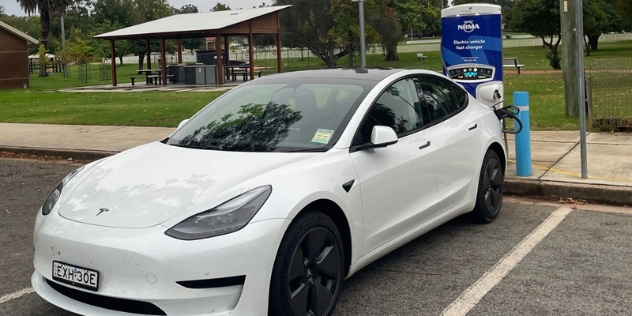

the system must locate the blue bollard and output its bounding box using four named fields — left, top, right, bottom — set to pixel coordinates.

left=514, top=92, right=532, bottom=177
